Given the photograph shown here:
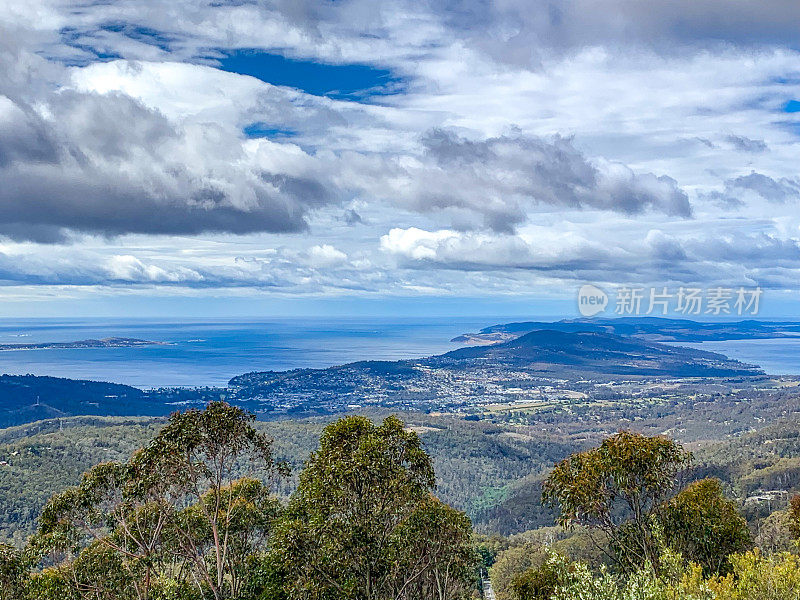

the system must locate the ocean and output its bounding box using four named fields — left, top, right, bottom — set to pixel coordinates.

left=1, top=318, right=799, bottom=389
left=672, top=338, right=800, bottom=376
left=0, top=317, right=502, bottom=389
